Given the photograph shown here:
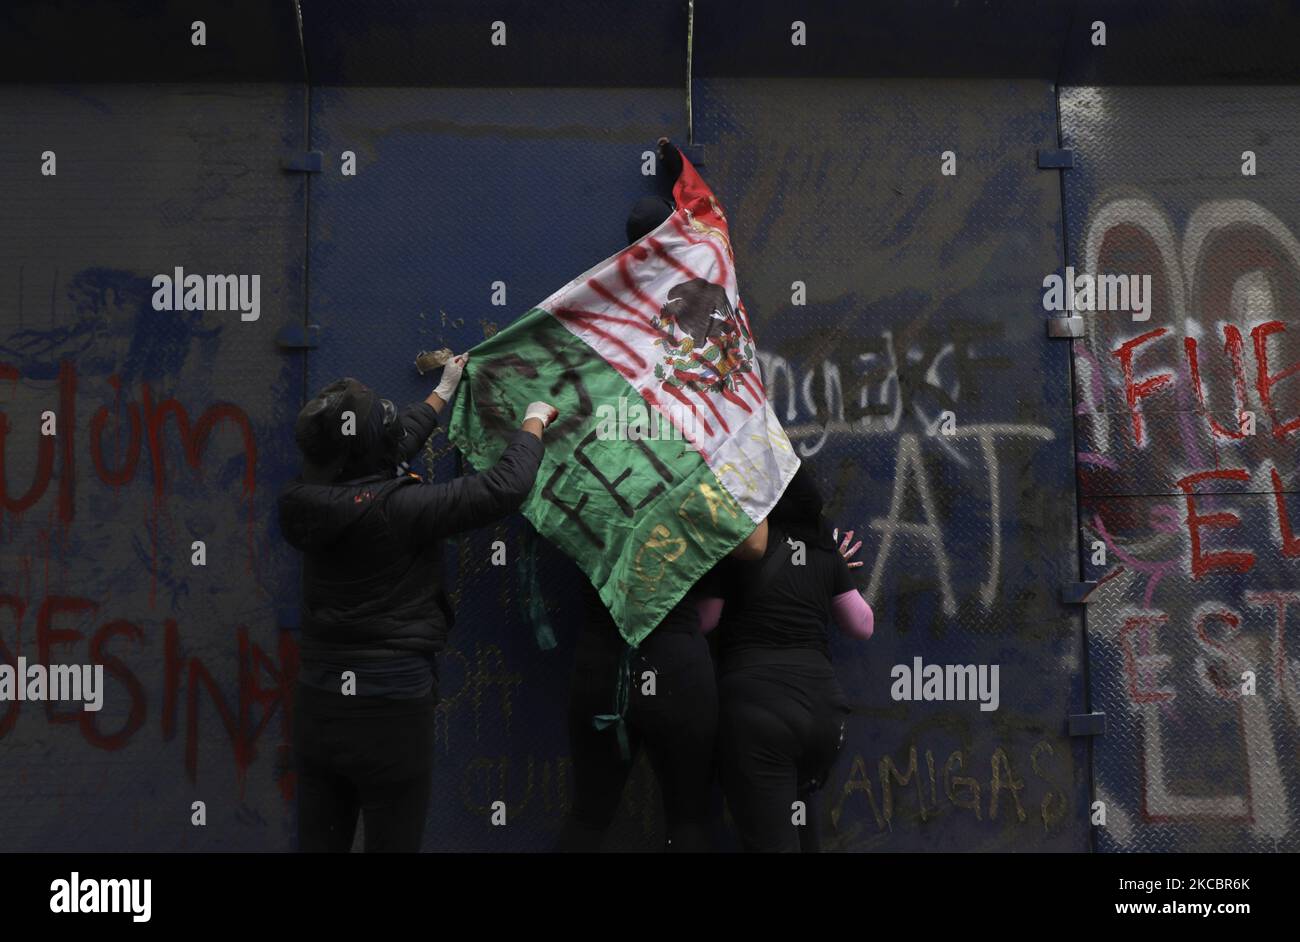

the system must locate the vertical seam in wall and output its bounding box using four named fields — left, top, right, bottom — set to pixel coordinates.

left=685, top=0, right=695, bottom=144
left=289, top=0, right=312, bottom=655
left=1053, top=3, right=1097, bottom=855
left=302, top=85, right=312, bottom=407
left=295, top=0, right=311, bottom=406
